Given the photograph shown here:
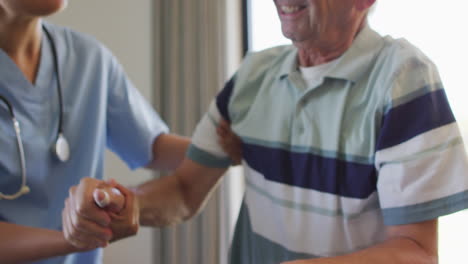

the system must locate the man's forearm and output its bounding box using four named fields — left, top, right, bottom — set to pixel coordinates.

left=134, top=173, right=192, bottom=227
left=0, top=222, right=79, bottom=263
left=285, top=237, right=437, bottom=264
left=136, top=159, right=227, bottom=227
left=61, top=159, right=227, bottom=245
